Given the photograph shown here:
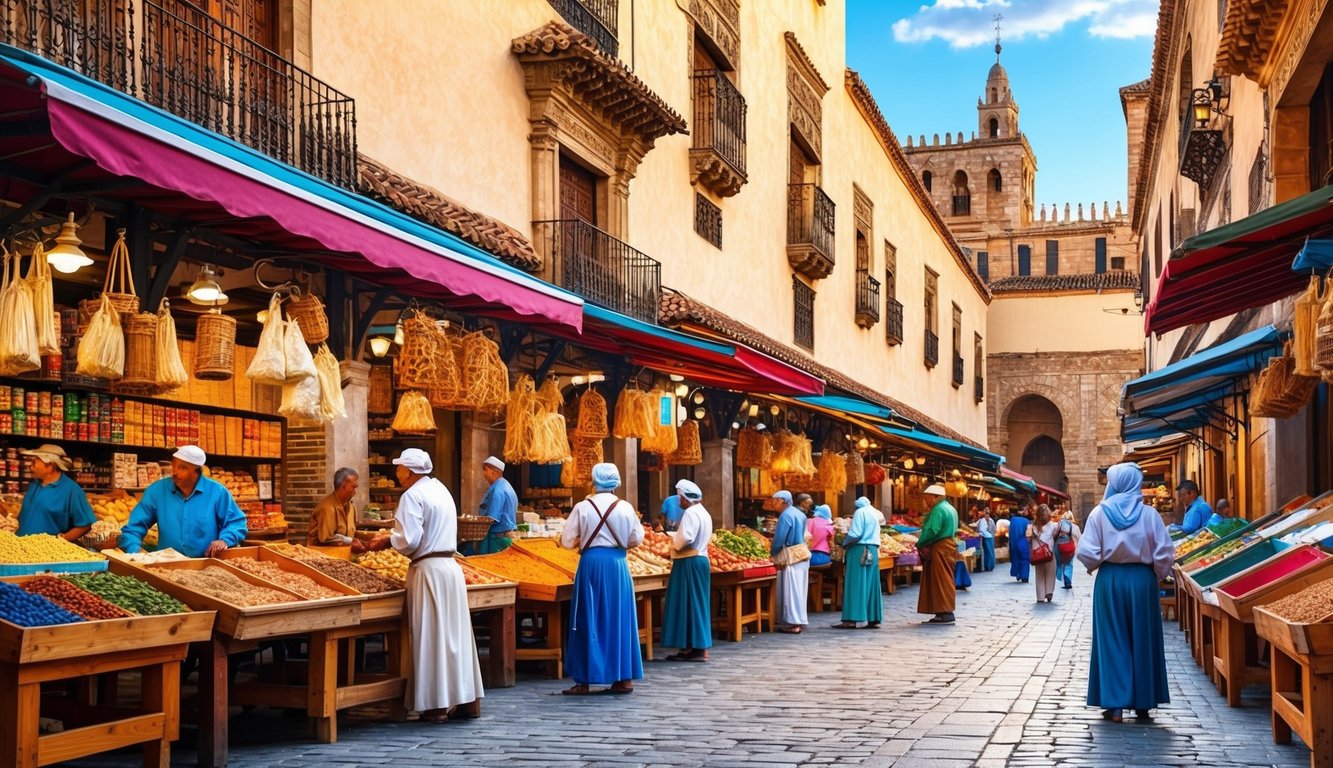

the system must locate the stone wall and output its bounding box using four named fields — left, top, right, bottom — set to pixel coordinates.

left=987, top=349, right=1143, bottom=521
